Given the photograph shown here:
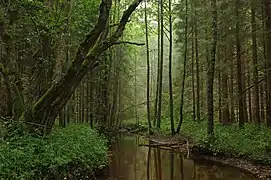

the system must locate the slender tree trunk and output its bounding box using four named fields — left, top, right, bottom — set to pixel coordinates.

left=248, top=69, right=253, bottom=122
left=144, top=0, right=152, bottom=132
left=154, top=0, right=161, bottom=126
left=221, top=47, right=230, bottom=124
left=191, top=26, right=196, bottom=121
left=251, top=0, right=260, bottom=124
left=242, top=59, right=248, bottom=123
left=134, top=55, right=138, bottom=126
left=207, top=0, right=217, bottom=135
left=263, top=0, right=271, bottom=127
left=260, top=82, right=265, bottom=122
left=176, top=0, right=188, bottom=133
left=195, top=16, right=201, bottom=122
left=157, top=0, right=164, bottom=129
left=168, top=0, right=175, bottom=135
left=229, top=41, right=235, bottom=122
left=262, top=1, right=269, bottom=125
left=218, top=69, right=222, bottom=123
left=81, top=82, right=85, bottom=122
left=236, top=0, right=244, bottom=128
